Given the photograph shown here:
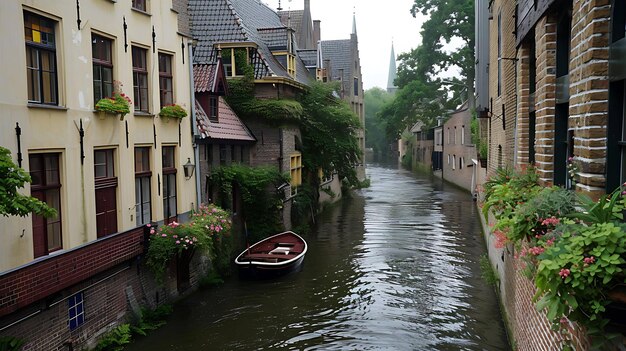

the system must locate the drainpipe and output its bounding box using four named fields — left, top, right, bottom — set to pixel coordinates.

left=188, top=39, right=201, bottom=209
